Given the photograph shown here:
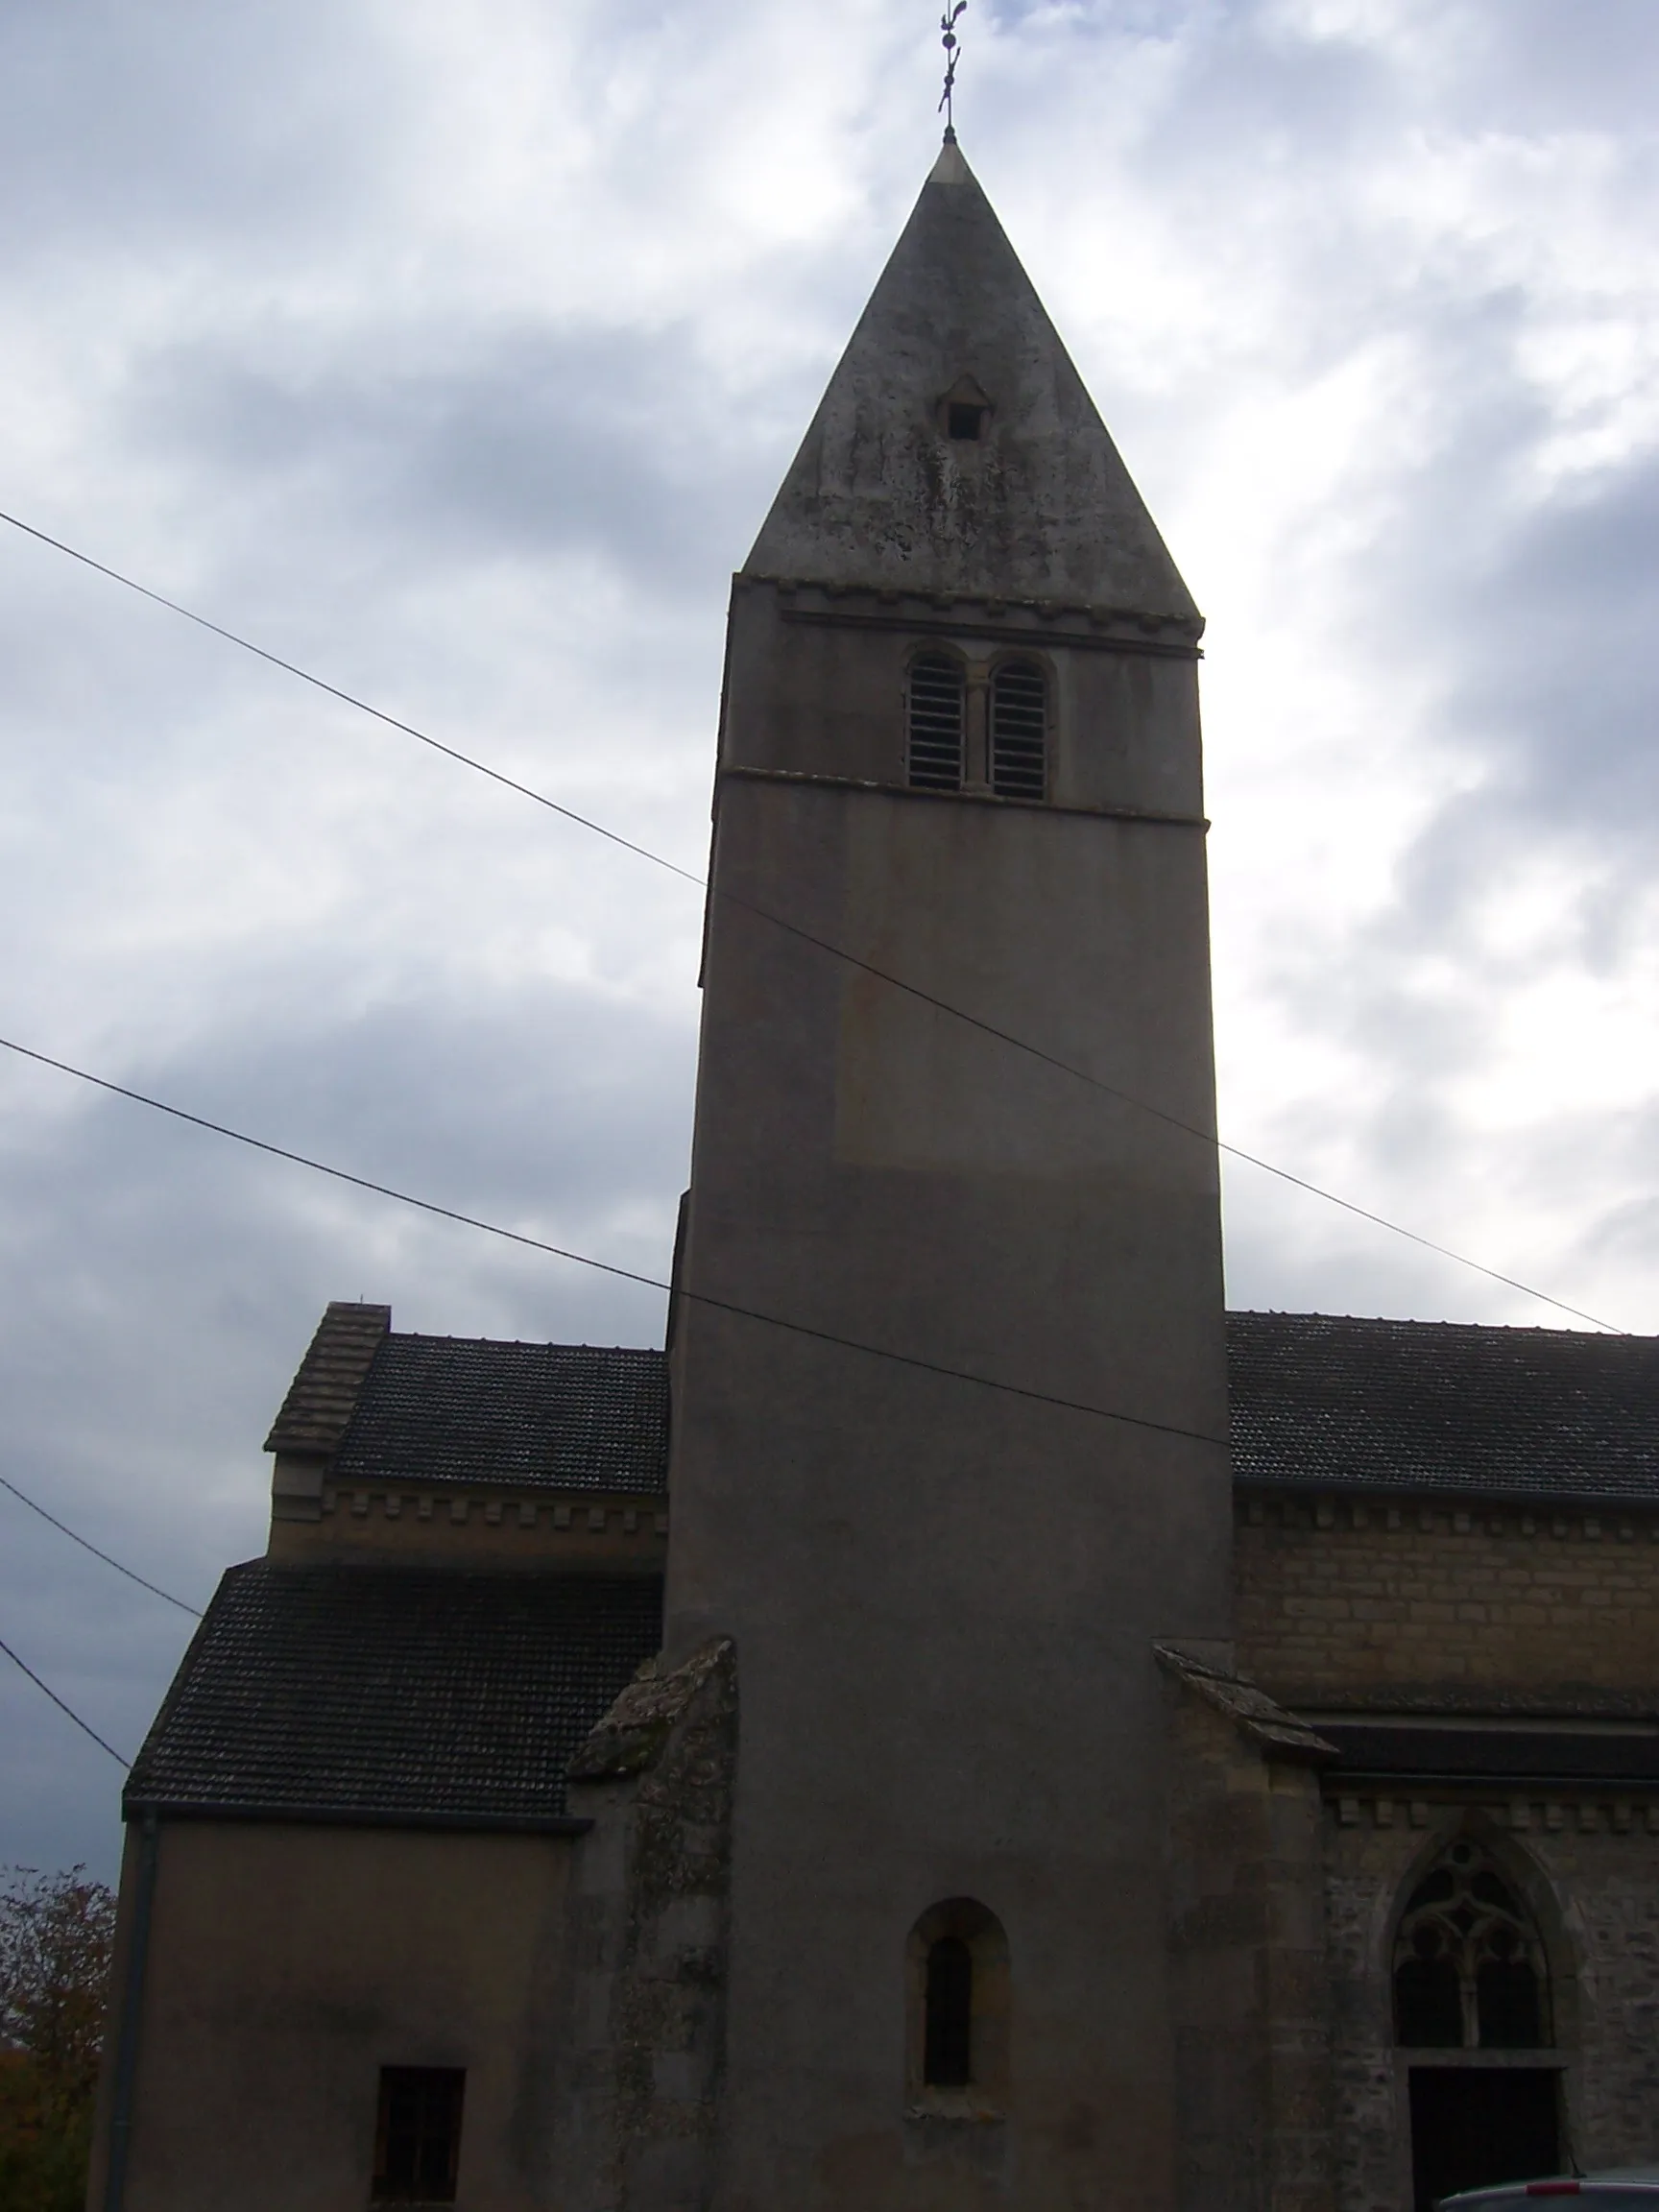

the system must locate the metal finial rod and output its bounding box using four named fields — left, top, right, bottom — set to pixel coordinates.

left=939, top=2, right=966, bottom=141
